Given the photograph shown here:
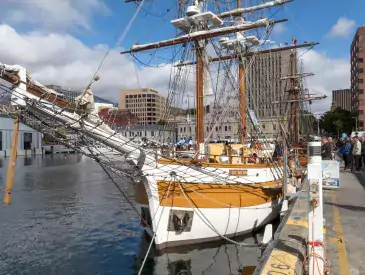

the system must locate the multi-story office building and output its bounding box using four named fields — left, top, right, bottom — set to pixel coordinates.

left=118, top=88, right=167, bottom=125
left=332, top=89, right=352, bottom=111
left=351, top=27, right=365, bottom=130
left=246, top=50, right=292, bottom=118
left=177, top=115, right=239, bottom=141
